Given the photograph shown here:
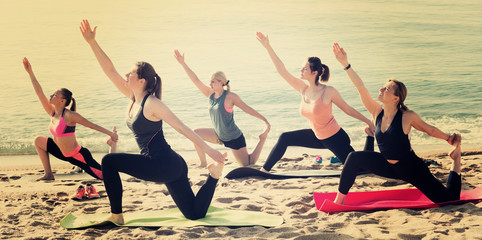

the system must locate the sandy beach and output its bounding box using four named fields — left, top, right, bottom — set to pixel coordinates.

left=1, top=147, right=481, bottom=240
